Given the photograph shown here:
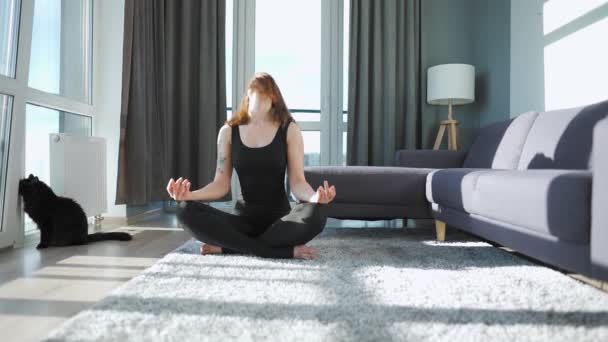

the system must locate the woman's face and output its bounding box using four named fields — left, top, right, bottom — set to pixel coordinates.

left=247, top=88, right=272, bottom=114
